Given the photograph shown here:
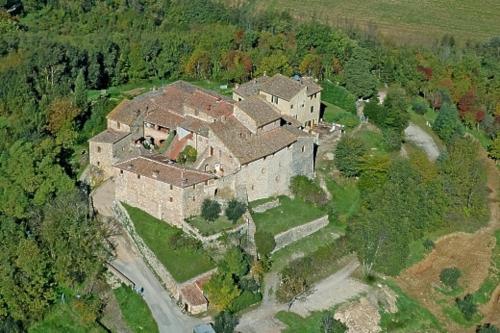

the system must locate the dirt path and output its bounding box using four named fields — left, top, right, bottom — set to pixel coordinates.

left=397, top=154, right=499, bottom=332
left=236, top=259, right=368, bottom=333
left=404, top=122, right=440, bottom=161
